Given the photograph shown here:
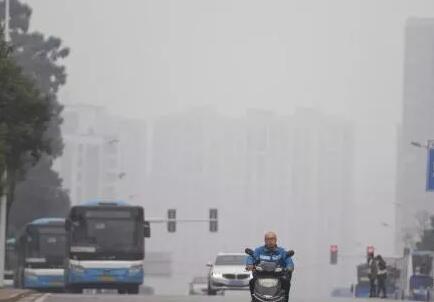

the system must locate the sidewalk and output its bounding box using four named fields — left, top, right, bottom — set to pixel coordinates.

left=0, top=289, right=33, bottom=302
